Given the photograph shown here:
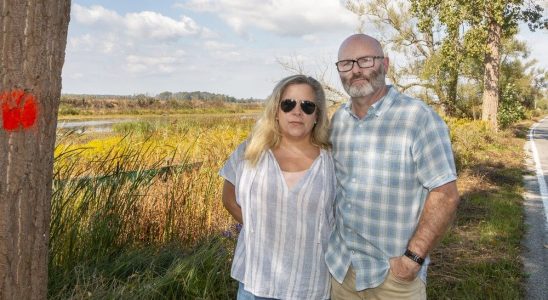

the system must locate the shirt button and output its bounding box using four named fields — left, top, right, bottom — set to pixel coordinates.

left=351, top=178, right=356, bottom=183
